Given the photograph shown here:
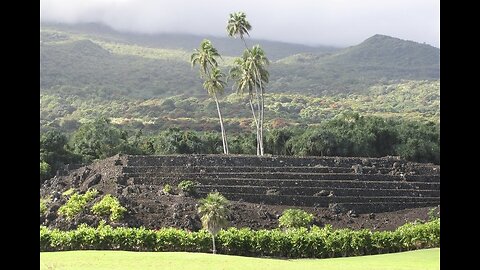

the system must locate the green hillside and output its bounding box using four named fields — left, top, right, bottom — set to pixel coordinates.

left=40, top=39, right=200, bottom=98
left=330, top=34, right=439, bottom=67
left=272, top=35, right=439, bottom=94
left=40, top=23, right=439, bottom=98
